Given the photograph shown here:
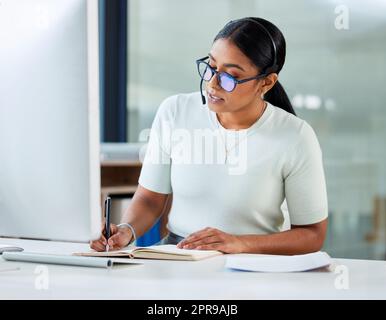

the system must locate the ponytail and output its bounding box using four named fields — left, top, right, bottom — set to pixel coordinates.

left=264, top=81, right=296, bottom=116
